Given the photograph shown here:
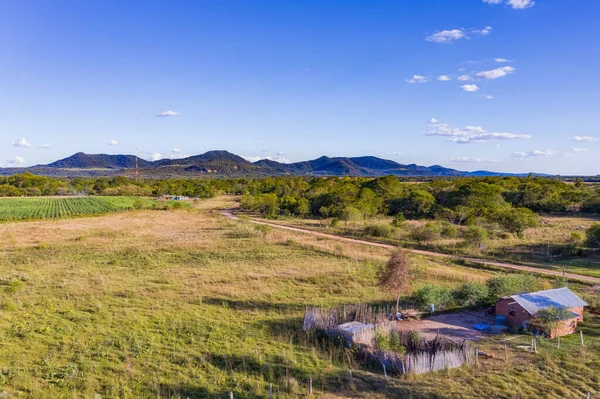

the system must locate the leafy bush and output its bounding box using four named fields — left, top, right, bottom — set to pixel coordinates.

left=410, top=223, right=441, bottom=242
left=439, top=222, right=458, bottom=239
left=375, top=330, right=407, bottom=354
left=391, top=213, right=406, bottom=227
left=364, top=224, right=392, bottom=238
left=341, top=206, right=363, bottom=222
left=462, top=225, right=489, bottom=248
left=413, top=284, right=455, bottom=309
left=529, top=306, right=576, bottom=336
left=453, top=282, right=489, bottom=307
left=585, top=223, right=600, bottom=248
left=486, top=275, right=542, bottom=302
